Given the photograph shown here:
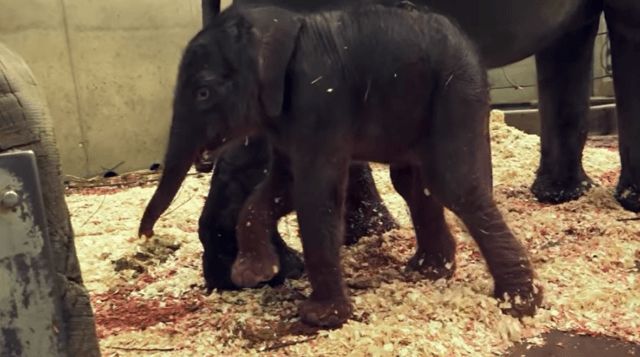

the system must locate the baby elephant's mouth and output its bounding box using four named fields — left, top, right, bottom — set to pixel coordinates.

left=203, top=136, right=246, bottom=163
left=205, top=127, right=261, bottom=162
